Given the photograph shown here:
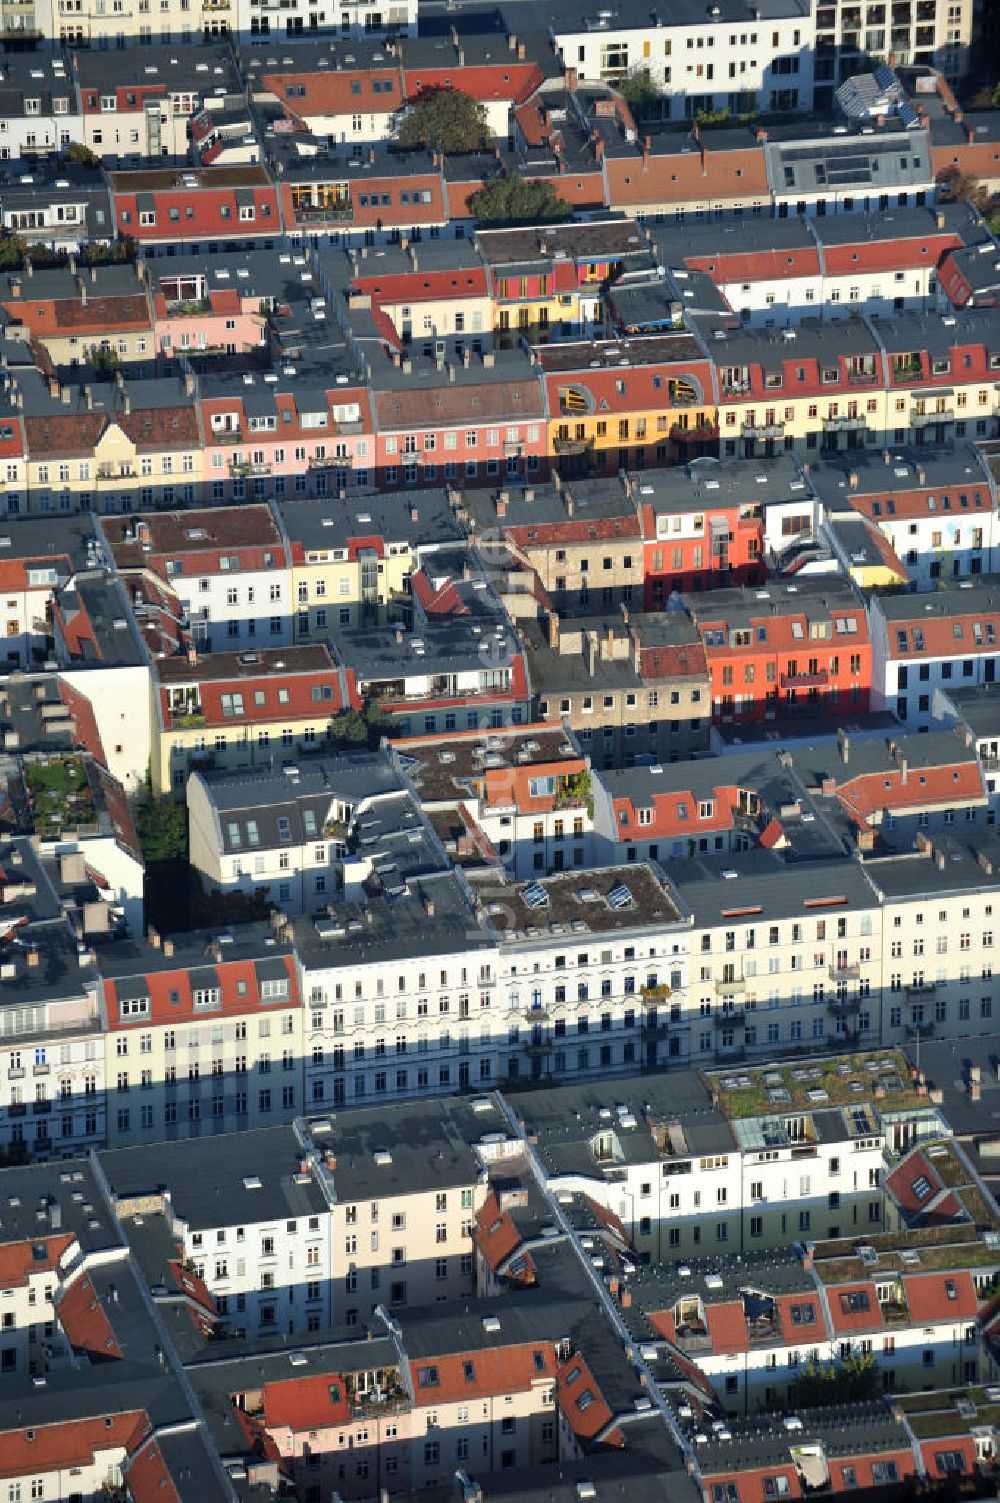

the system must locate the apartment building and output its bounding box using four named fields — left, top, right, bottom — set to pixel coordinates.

left=391, top=722, right=596, bottom=879
left=632, top=457, right=805, bottom=604
left=294, top=868, right=497, bottom=1108
left=0, top=838, right=107, bottom=1164
left=550, top=0, right=814, bottom=118
left=101, top=504, right=292, bottom=652
left=95, top=921, right=304, bottom=1147
left=508, top=1064, right=889, bottom=1263
left=523, top=608, right=712, bottom=769
left=653, top=205, right=981, bottom=329
left=468, top=477, right=643, bottom=615
left=306, top=1094, right=501, bottom=1322
left=151, top=643, right=352, bottom=795
left=332, top=611, right=531, bottom=743
left=277, top=488, right=465, bottom=637
left=76, top=45, right=242, bottom=157
left=868, top=580, right=1000, bottom=726
left=233, top=0, right=416, bottom=41
left=686, top=577, right=871, bottom=723
left=666, top=848, right=882, bottom=1064
left=865, top=832, right=1000, bottom=1045
left=808, top=447, right=999, bottom=590
left=101, top=1126, right=334, bottom=1335
left=538, top=336, right=718, bottom=480
left=188, top=754, right=445, bottom=915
